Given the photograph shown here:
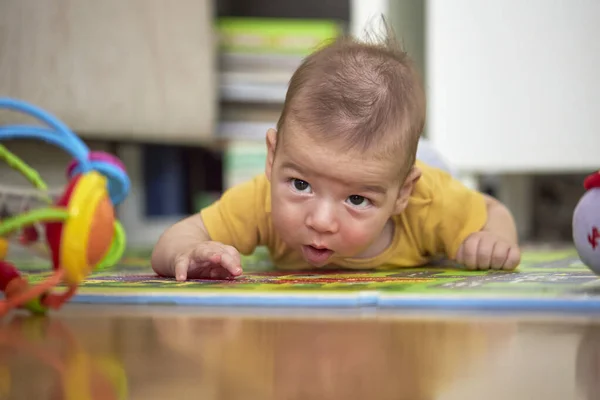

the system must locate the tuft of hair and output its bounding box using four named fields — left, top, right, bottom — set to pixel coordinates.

left=276, top=17, right=426, bottom=176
